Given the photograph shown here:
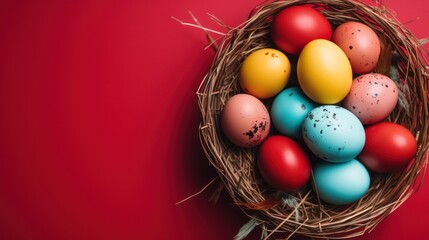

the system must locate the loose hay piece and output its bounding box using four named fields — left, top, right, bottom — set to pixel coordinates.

left=196, top=0, right=429, bottom=238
